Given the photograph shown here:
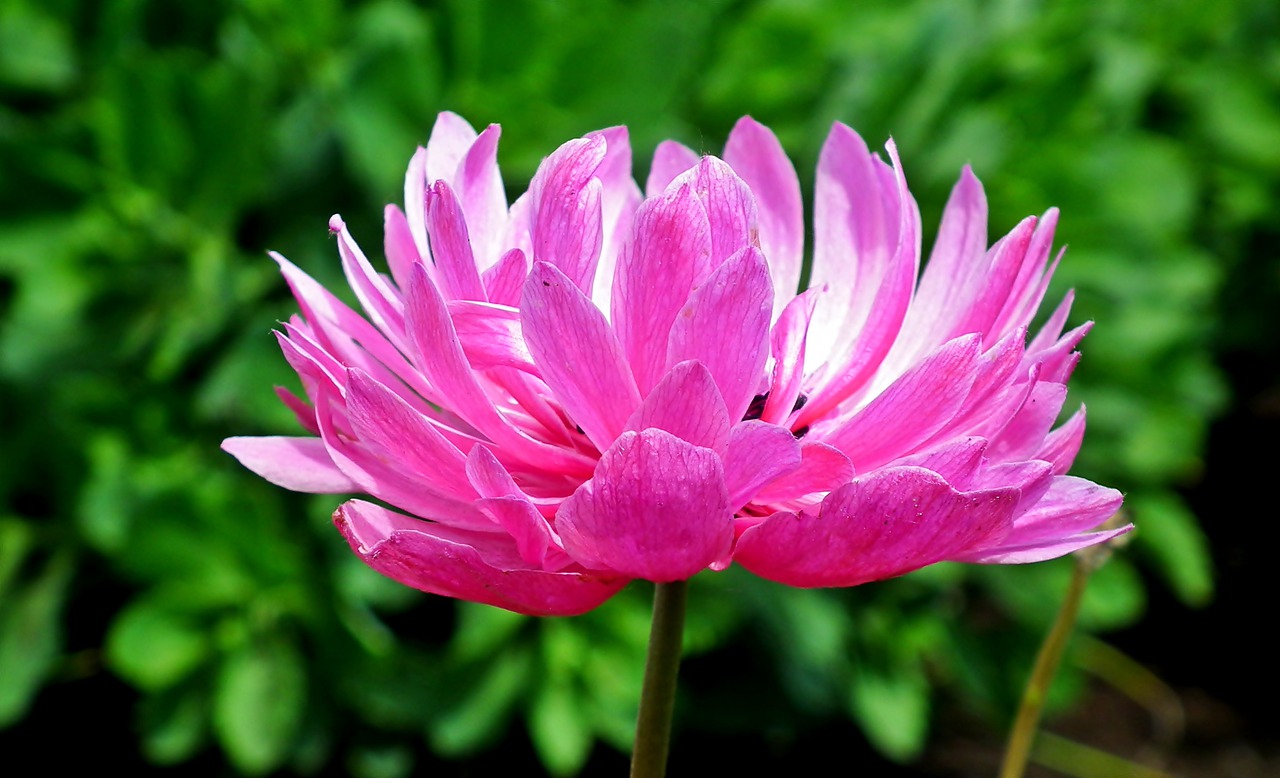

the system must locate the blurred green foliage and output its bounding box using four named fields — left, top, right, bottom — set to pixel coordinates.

left=1, top=0, right=1274, bottom=774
